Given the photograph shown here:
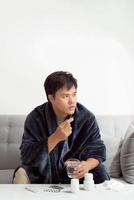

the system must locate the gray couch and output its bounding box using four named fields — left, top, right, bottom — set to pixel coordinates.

left=0, top=115, right=134, bottom=184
